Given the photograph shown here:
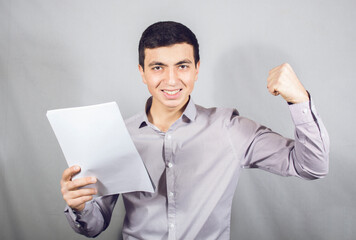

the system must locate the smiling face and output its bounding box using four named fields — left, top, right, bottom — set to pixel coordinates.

left=139, top=43, right=200, bottom=113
